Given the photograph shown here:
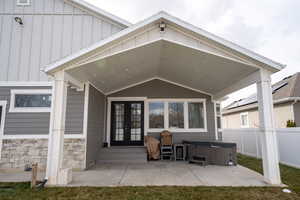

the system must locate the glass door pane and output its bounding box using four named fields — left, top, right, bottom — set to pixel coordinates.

left=113, top=103, right=125, bottom=141
left=130, top=103, right=142, bottom=141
